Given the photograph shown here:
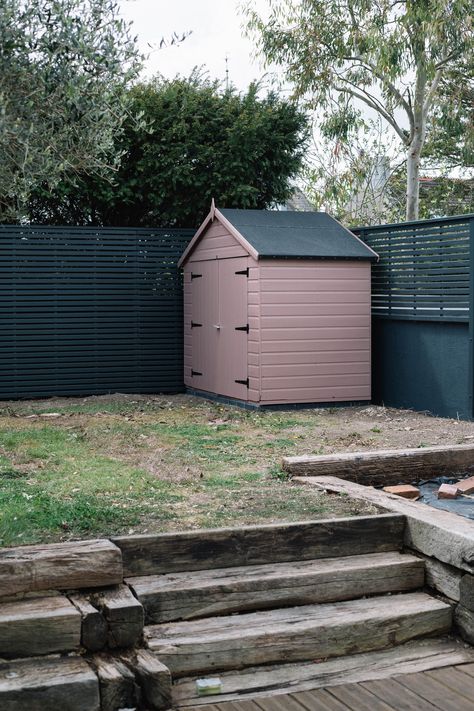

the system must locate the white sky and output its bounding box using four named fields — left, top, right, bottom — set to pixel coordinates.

left=118, top=0, right=273, bottom=90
